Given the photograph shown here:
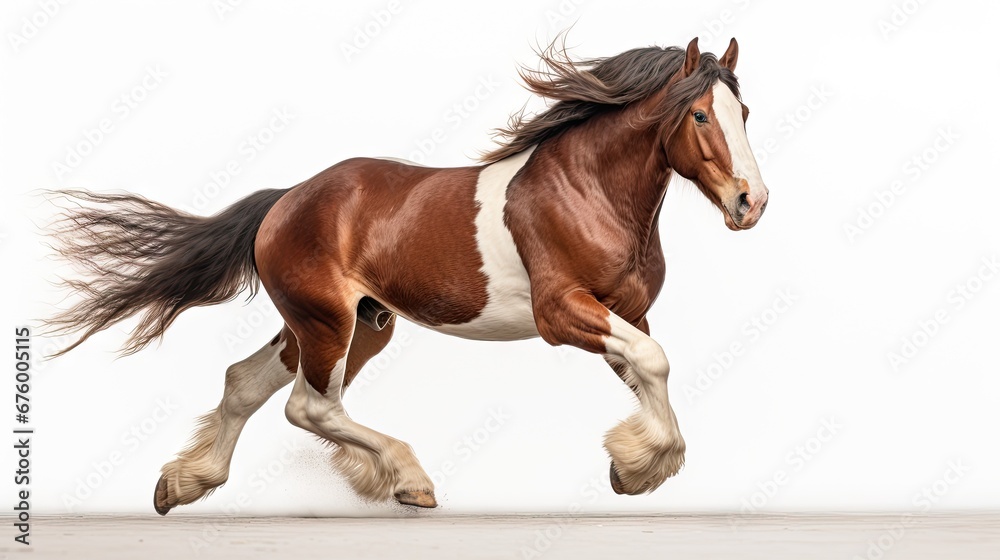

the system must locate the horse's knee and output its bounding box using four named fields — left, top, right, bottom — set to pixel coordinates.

left=624, top=338, right=670, bottom=381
